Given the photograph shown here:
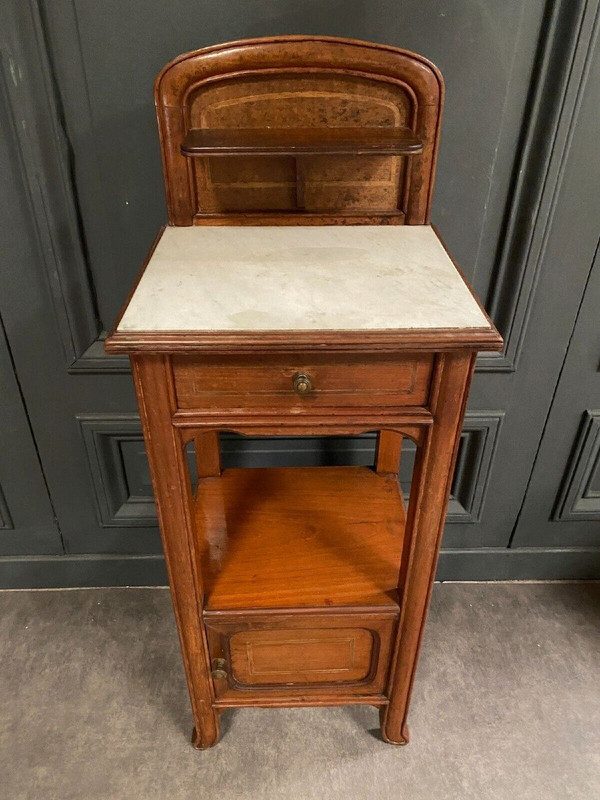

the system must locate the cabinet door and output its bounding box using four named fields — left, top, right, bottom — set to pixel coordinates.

left=205, top=613, right=396, bottom=705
